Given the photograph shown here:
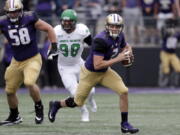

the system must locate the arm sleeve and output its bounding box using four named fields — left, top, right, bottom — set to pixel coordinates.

left=93, top=38, right=108, bottom=54
left=177, top=32, right=180, bottom=42
left=83, top=35, right=92, bottom=46
left=32, top=11, right=39, bottom=23
left=120, top=33, right=127, bottom=48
